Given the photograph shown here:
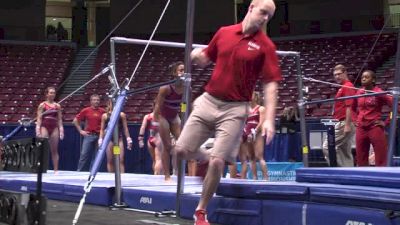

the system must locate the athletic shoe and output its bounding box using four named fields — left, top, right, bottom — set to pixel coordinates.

left=193, top=209, right=209, bottom=225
